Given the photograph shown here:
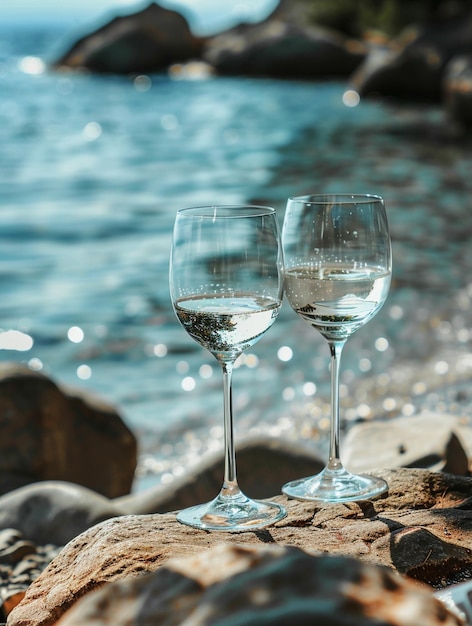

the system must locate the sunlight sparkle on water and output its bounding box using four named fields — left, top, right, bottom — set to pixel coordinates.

left=134, top=75, right=152, bottom=92
left=302, top=382, right=316, bottom=396
left=68, top=326, right=84, bottom=343
left=342, top=89, right=360, bottom=107
left=182, top=376, right=196, bottom=391
left=28, top=358, right=43, bottom=371
left=277, top=345, right=293, bottom=362
left=357, top=404, right=372, bottom=419
left=0, top=330, right=33, bottom=351
left=176, top=360, right=189, bottom=374
left=389, top=305, right=404, bottom=320
left=199, top=364, right=213, bottom=378
left=234, top=353, right=259, bottom=369
left=383, top=397, right=397, bottom=412
left=282, top=387, right=295, bottom=401
left=77, top=364, right=92, bottom=380
left=375, top=337, right=389, bottom=352
left=434, top=360, right=449, bottom=375
left=153, top=343, right=168, bottom=357
left=18, top=56, right=45, bottom=75
left=83, top=122, right=102, bottom=141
